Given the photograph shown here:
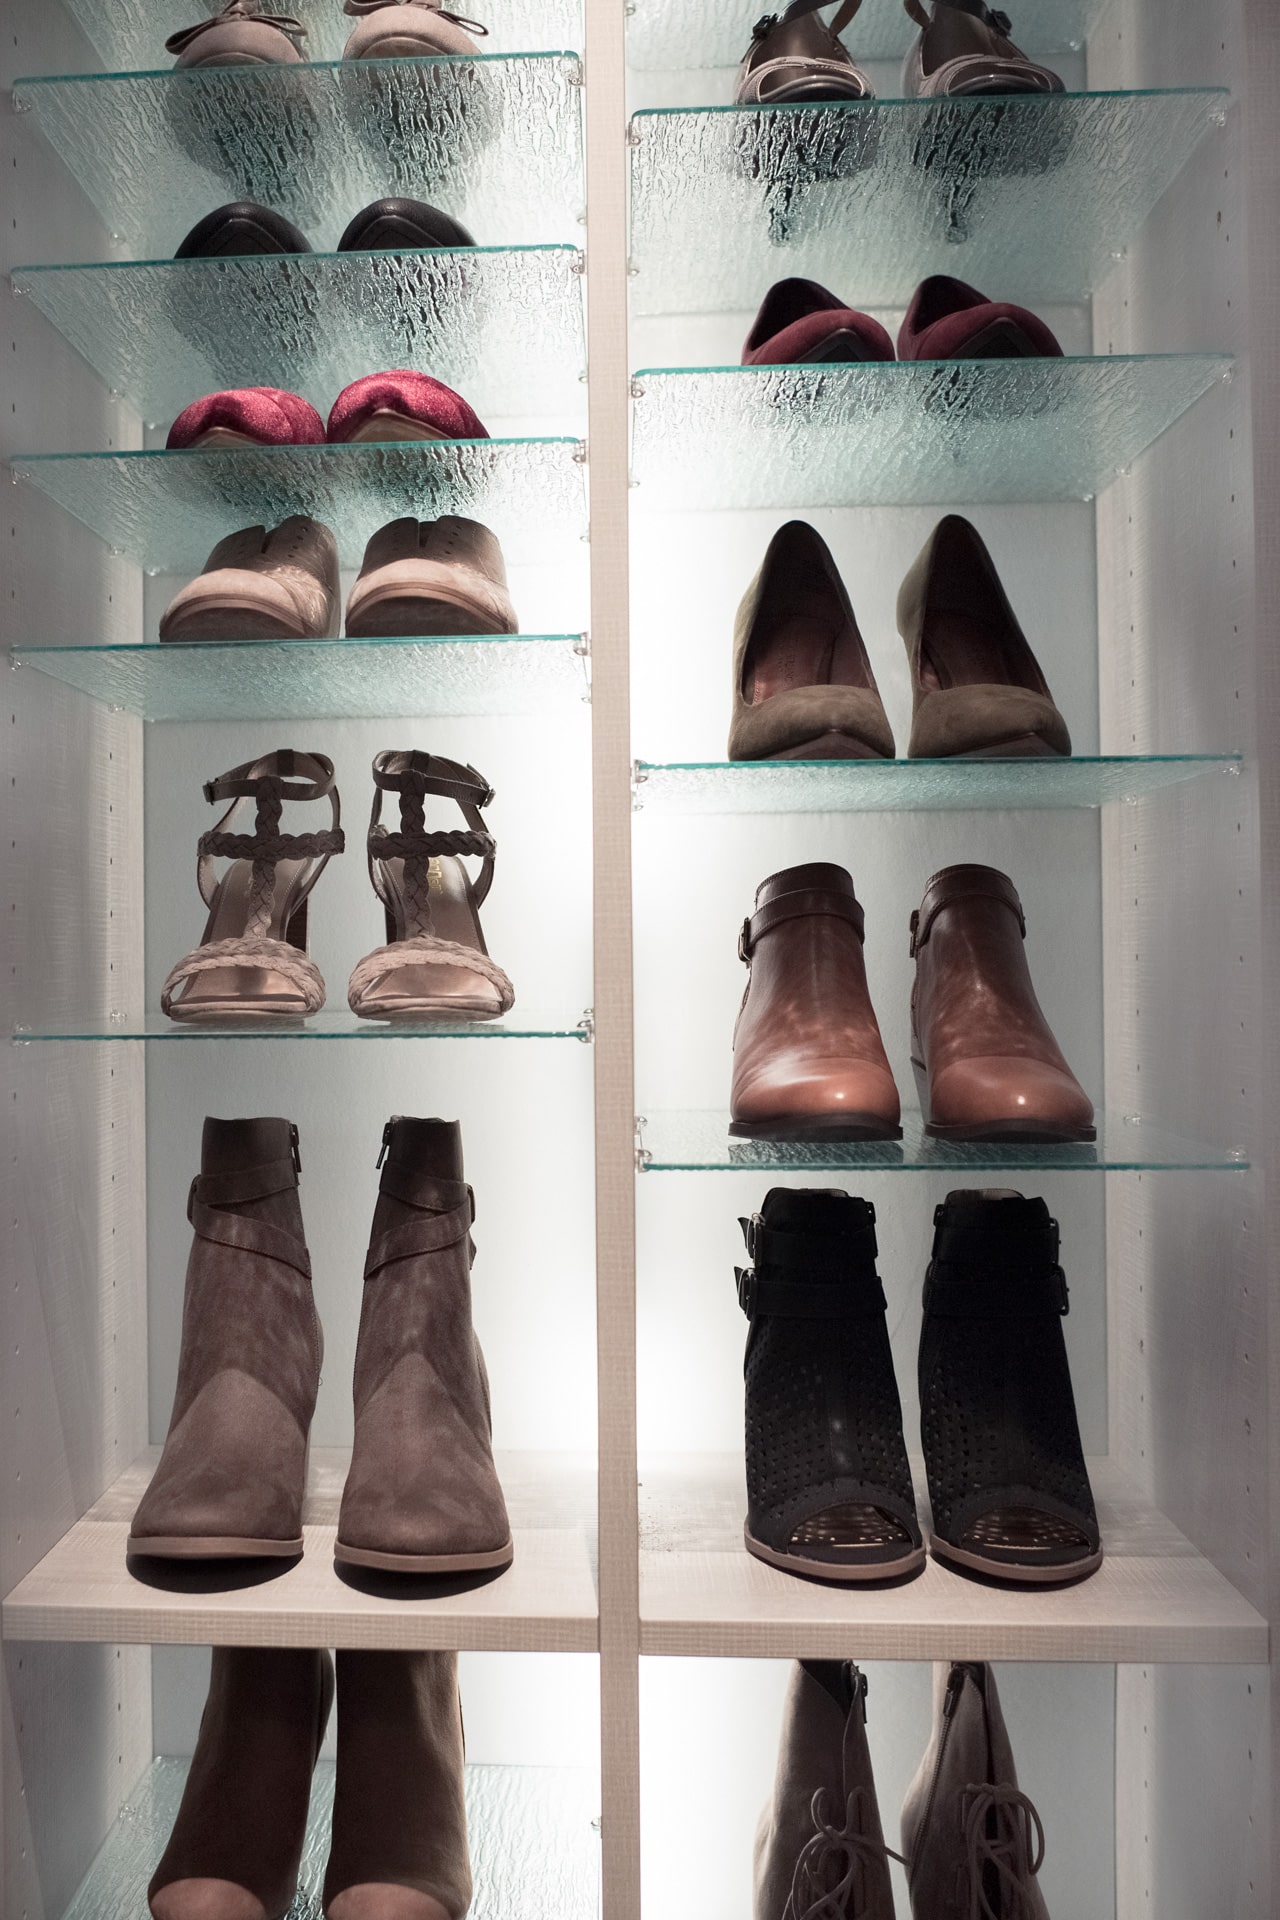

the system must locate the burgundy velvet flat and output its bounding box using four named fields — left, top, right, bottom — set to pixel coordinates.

left=898, top=275, right=1063, bottom=361
left=167, top=387, right=326, bottom=450
left=743, top=278, right=896, bottom=367
left=327, top=372, right=488, bottom=444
